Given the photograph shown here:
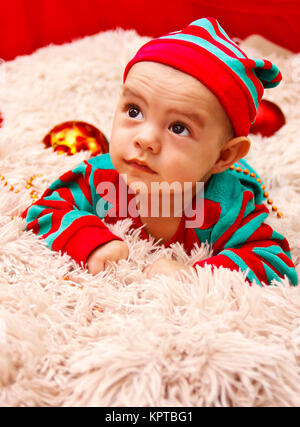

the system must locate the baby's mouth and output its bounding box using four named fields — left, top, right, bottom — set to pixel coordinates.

left=125, top=159, right=157, bottom=174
